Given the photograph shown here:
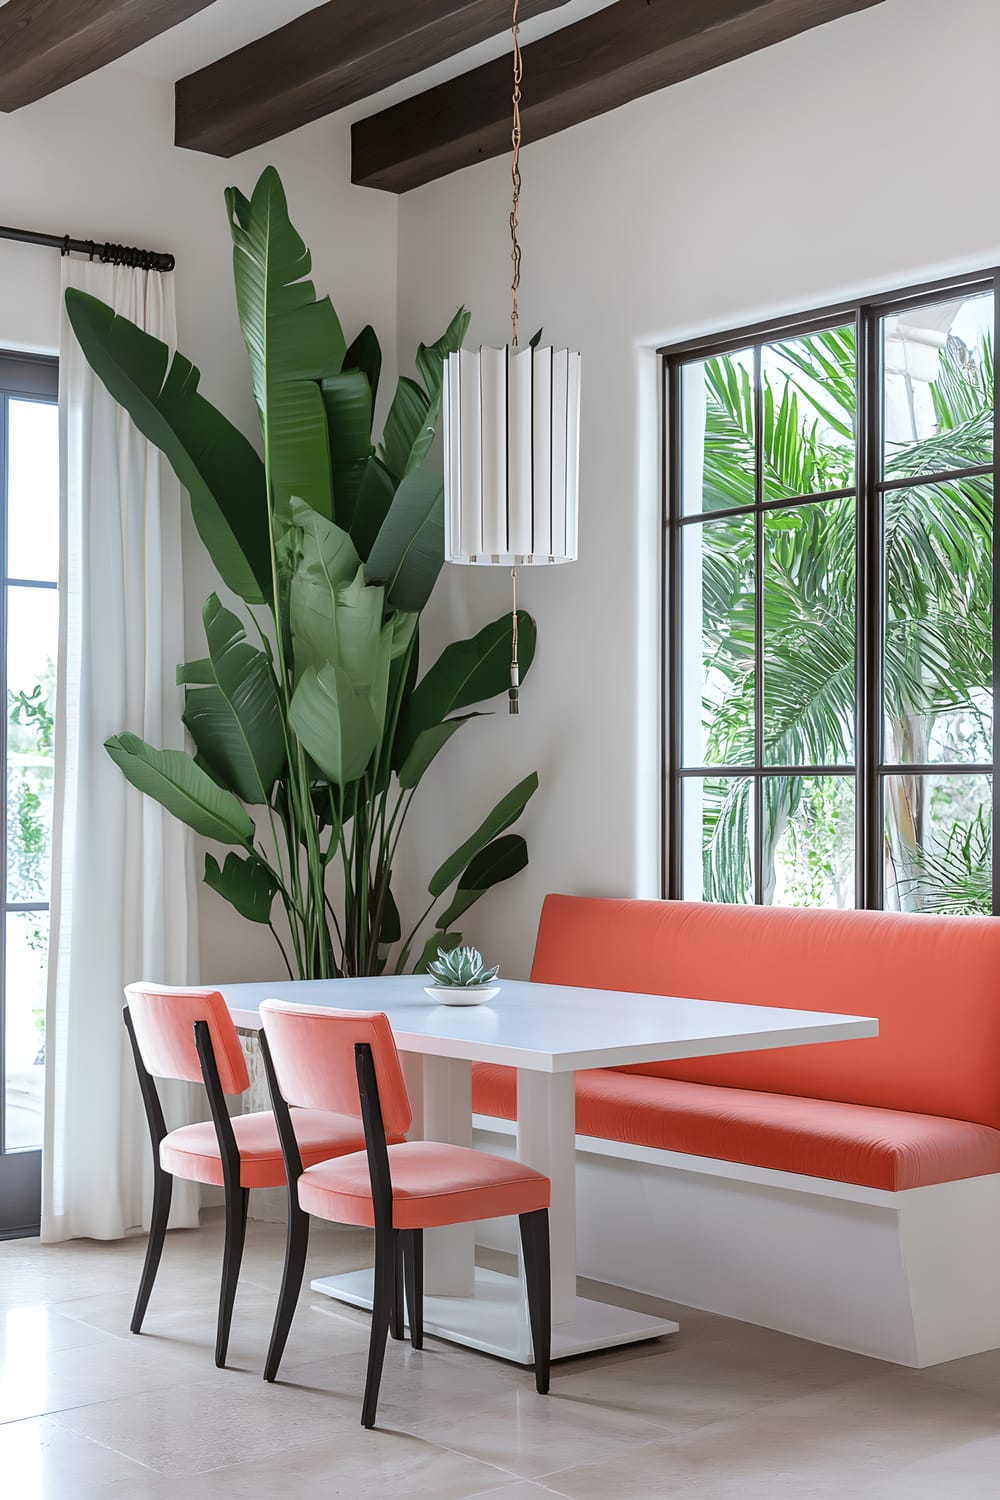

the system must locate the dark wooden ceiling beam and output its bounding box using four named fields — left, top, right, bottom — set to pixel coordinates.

left=352, top=0, right=886, bottom=193
left=175, top=0, right=571, bottom=159
left=0, top=0, right=217, bottom=112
